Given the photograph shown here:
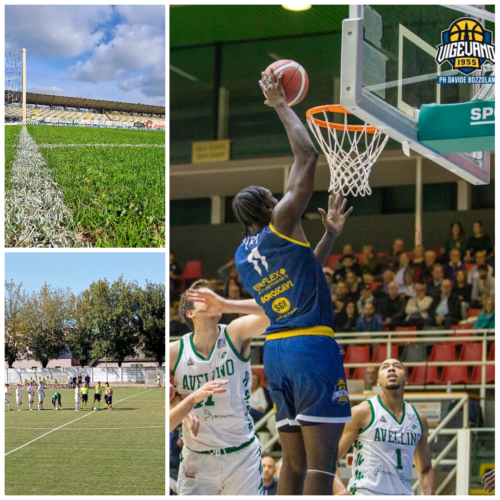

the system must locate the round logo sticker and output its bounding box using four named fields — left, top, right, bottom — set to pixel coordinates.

left=272, top=297, right=290, bottom=314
